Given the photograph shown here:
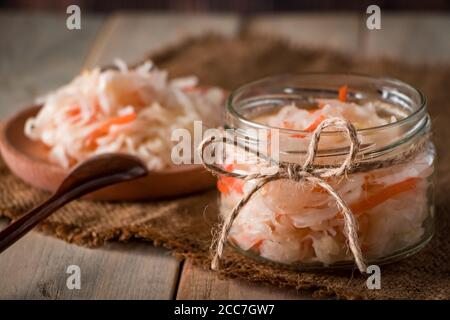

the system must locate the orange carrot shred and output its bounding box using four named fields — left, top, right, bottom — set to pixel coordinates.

left=224, top=164, right=234, bottom=172
left=337, top=177, right=419, bottom=218
left=338, top=85, right=348, bottom=102
left=217, top=175, right=244, bottom=195
left=290, top=133, right=305, bottom=138
left=217, top=179, right=230, bottom=195
left=251, top=239, right=264, bottom=253
left=85, top=112, right=136, bottom=149
left=304, top=114, right=326, bottom=132
left=289, top=114, right=327, bottom=139
left=66, top=107, right=81, bottom=117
